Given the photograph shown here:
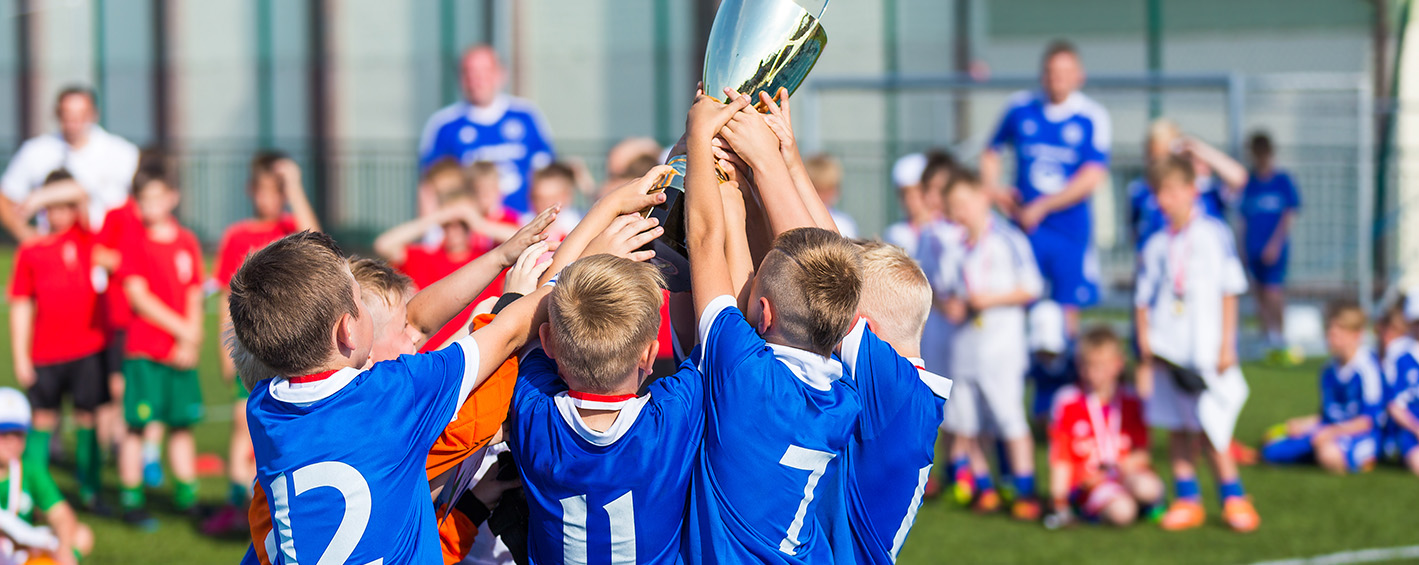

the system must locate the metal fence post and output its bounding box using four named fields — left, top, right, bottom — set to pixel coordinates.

left=1227, top=72, right=1245, bottom=157
left=1358, top=78, right=1376, bottom=312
